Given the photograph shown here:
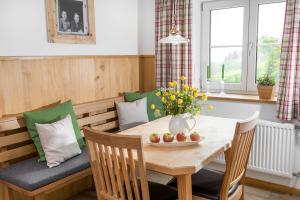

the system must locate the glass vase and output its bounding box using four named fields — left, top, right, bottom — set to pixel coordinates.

left=220, top=80, right=225, bottom=94
left=206, top=80, right=211, bottom=94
